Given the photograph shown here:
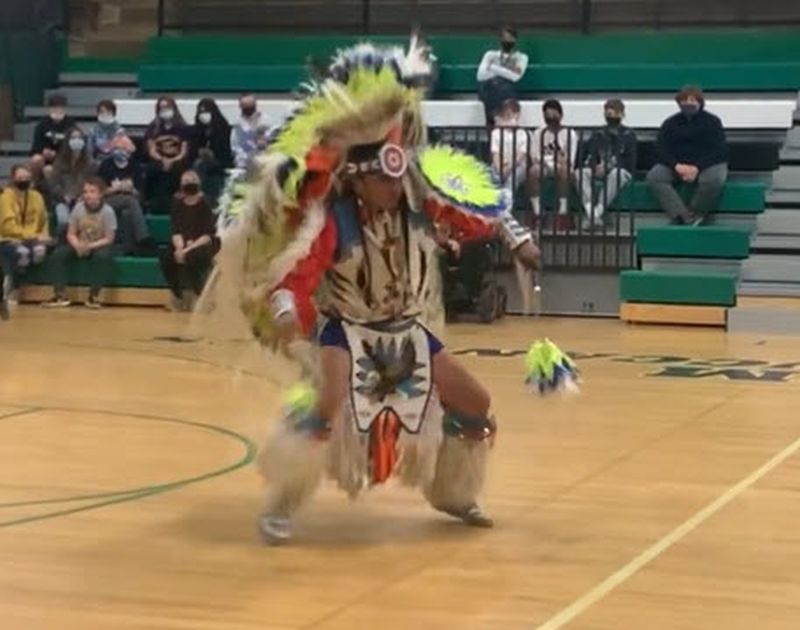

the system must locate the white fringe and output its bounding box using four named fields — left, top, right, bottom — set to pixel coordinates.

left=258, top=419, right=327, bottom=516
left=423, top=433, right=490, bottom=512
left=327, top=393, right=445, bottom=499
